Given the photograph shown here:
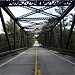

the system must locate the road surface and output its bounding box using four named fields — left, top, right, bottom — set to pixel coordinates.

left=0, top=41, right=75, bottom=75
